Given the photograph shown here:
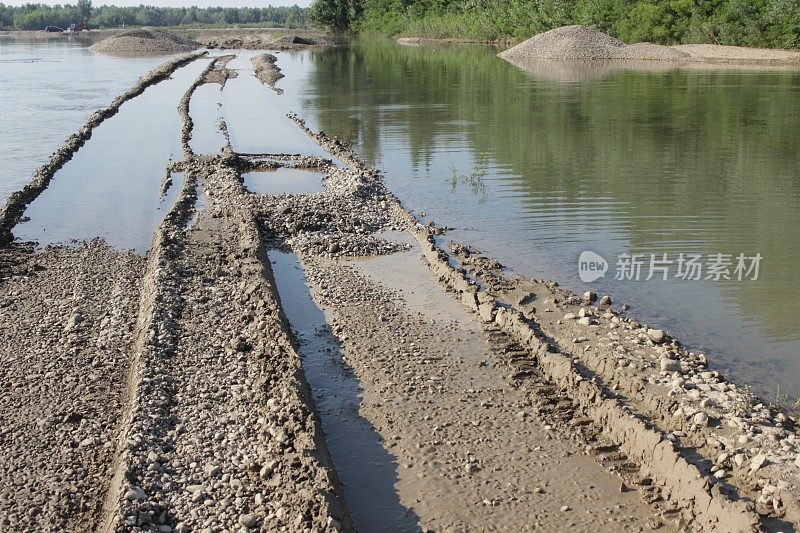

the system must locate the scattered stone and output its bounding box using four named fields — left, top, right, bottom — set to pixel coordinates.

left=750, top=454, right=768, bottom=472
left=647, top=329, right=665, bottom=344
left=239, top=514, right=258, bottom=528
left=660, top=358, right=680, bottom=372
left=692, top=412, right=709, bottom=426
